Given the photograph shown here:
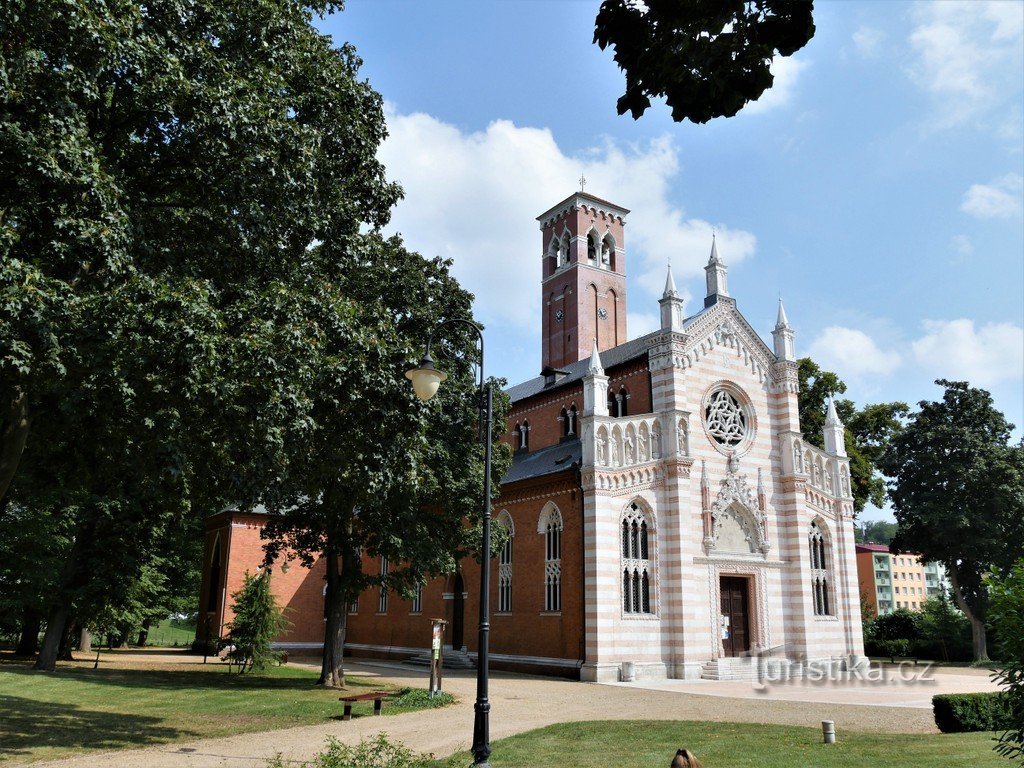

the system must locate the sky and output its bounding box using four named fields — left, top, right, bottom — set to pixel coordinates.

left=318, top=2, right=1024, bottom=522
